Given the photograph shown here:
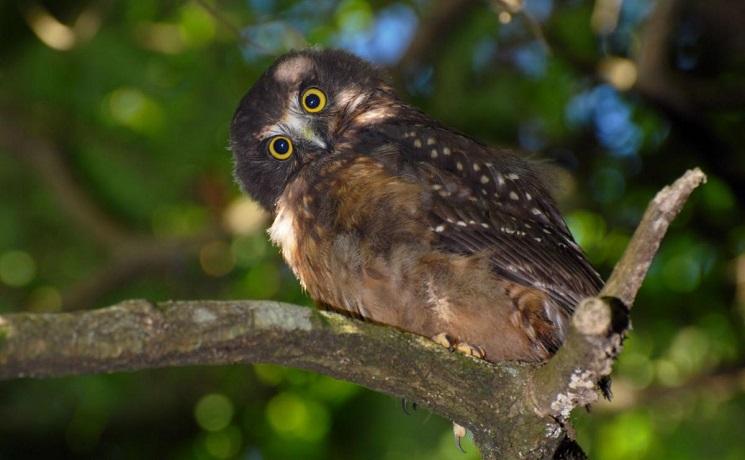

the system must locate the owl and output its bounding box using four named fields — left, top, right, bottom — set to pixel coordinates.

left=230, top=49, right=602, bottom=365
